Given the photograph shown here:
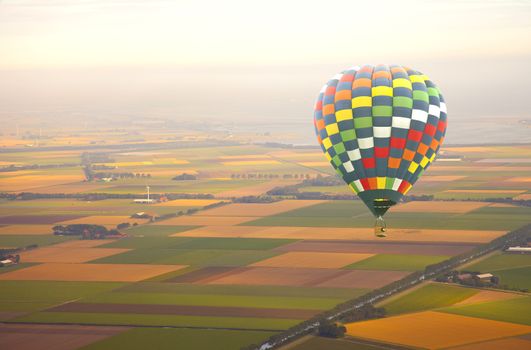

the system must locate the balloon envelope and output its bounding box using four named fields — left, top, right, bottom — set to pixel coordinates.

left=313, top=65, right=447, bottom=217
